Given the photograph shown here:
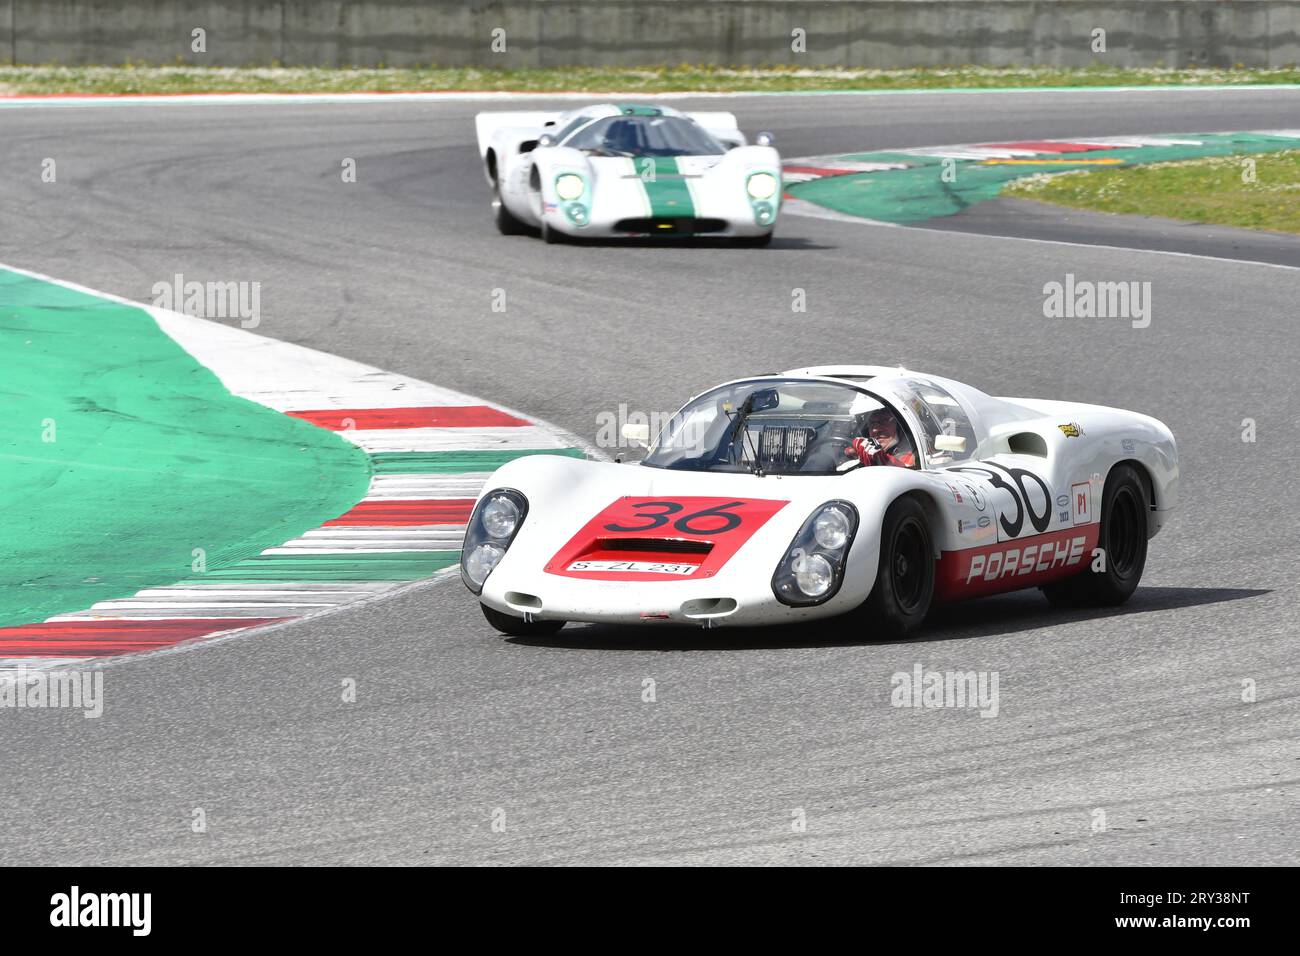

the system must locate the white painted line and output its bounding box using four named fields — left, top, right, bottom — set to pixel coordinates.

left=338, top=425, right=570, bottom=452
left=783, top=203, right=1300, bottom=272
left=365, top=474, right=491, bottom=497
